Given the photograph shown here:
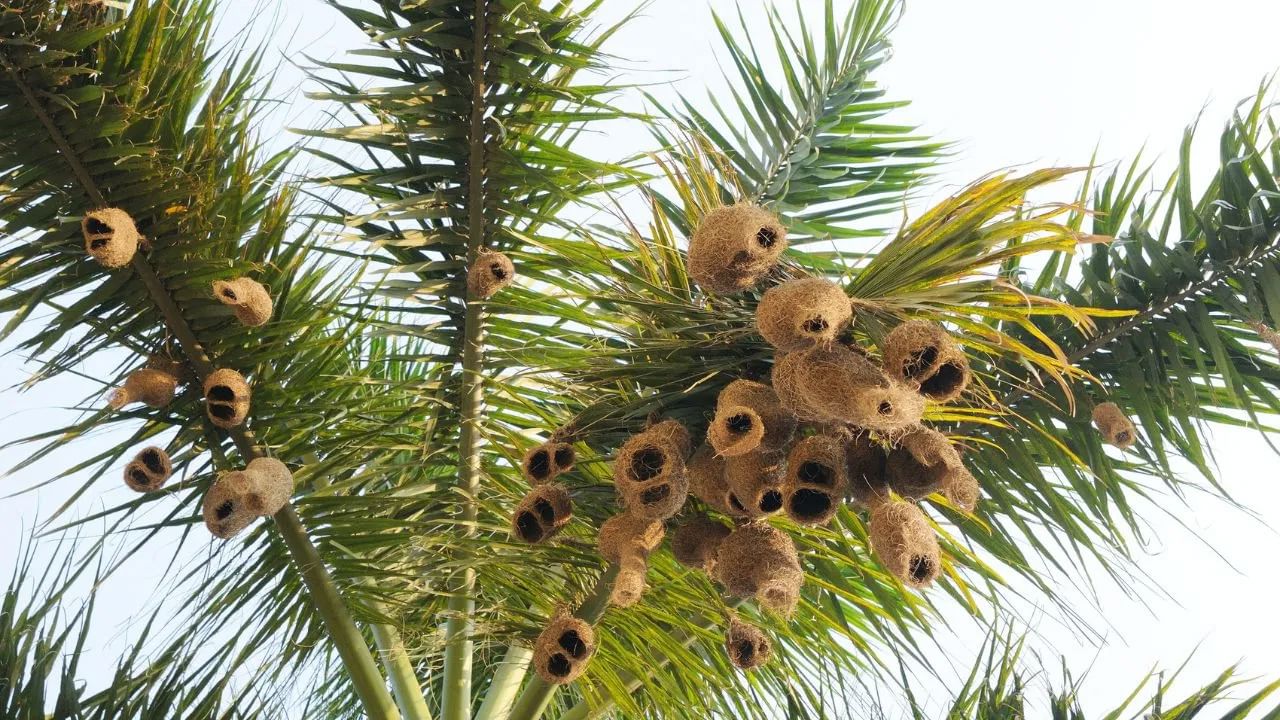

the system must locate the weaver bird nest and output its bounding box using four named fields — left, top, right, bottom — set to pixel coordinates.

left=81, top=207, right=140, bottom=268
left=201, top=458, right=293, bottom=540
left=212, top=277, right=273, bottom=327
